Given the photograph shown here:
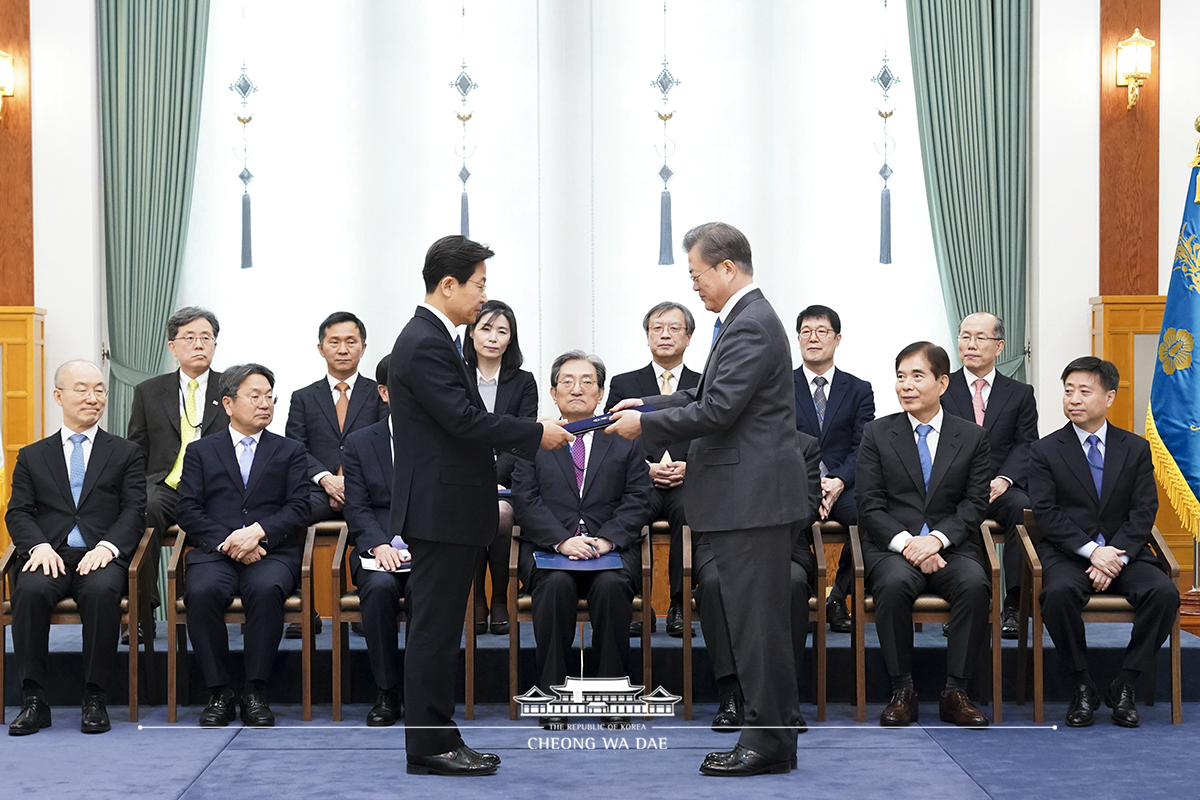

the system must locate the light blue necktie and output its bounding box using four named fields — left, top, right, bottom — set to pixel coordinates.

left=711, top=317, right=722, bottom=346
left=238, top=436, right=255, bottom=487
left=66, top=433, right=87, bottom=547
left=916, top=424, right=933, bottom=536
left=1086, top=435, right=1106, bottom=545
